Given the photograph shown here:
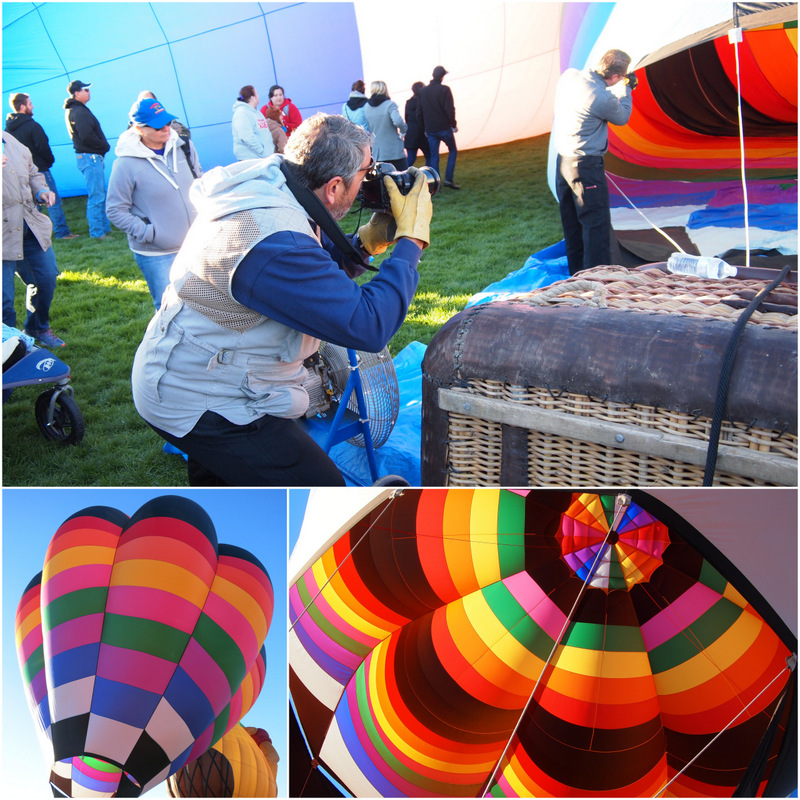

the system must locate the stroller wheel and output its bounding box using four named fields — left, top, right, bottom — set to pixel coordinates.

left=35, top=388, right=85, bottom=445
